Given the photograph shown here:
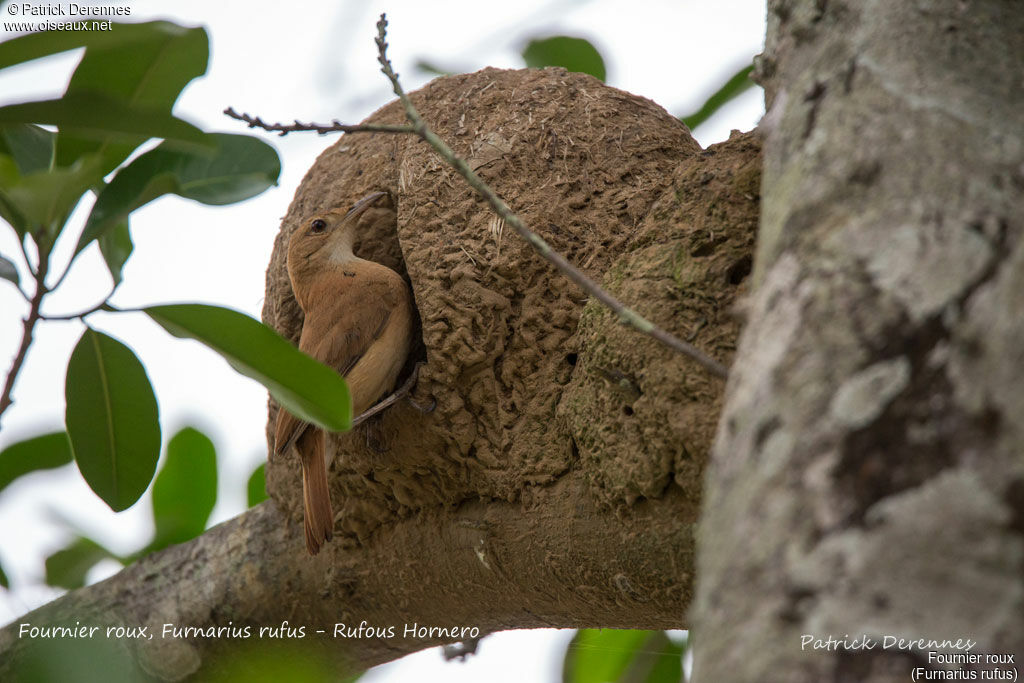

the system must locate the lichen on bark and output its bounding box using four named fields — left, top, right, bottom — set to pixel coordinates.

left=692, top=2, right=1024, bottom=681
